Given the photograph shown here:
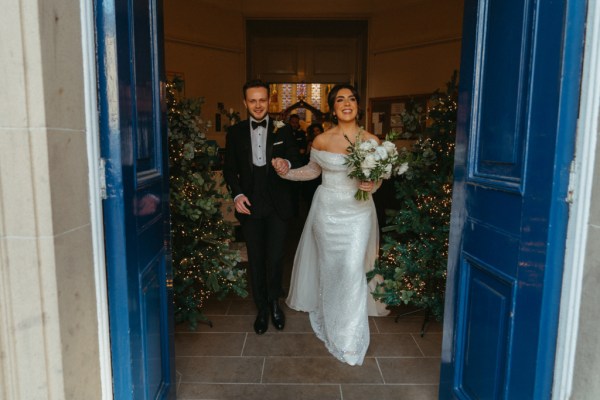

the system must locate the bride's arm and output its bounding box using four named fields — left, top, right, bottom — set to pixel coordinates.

left=273, top=158, right=322, bottom=181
